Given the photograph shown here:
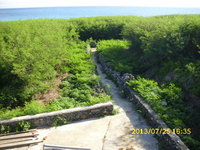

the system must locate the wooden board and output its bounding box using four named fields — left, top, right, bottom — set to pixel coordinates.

left=0, top=139, right=43, bottom=149
left=0, top=129, right=37, bottom=137
left=0, top=133, right=38, bottom=141
left=0, top=137, right=35, bottom=145
left=0, top=130, right=43, bottom=149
